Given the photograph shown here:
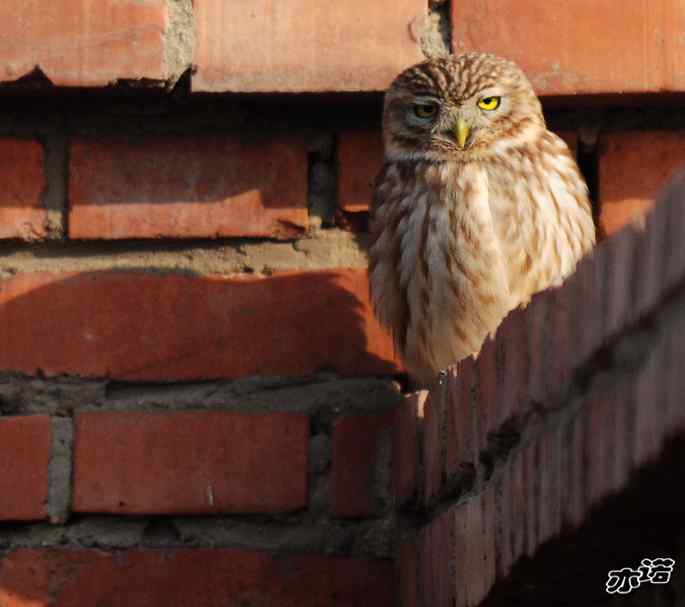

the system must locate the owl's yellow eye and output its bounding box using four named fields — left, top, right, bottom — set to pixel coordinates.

left=413, top=103, right=438, bottom=119
left=477, top=96, right=501, bottom=111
